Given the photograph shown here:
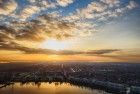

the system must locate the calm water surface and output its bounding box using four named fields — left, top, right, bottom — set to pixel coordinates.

left=0, top=82, right=110, bottom=94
